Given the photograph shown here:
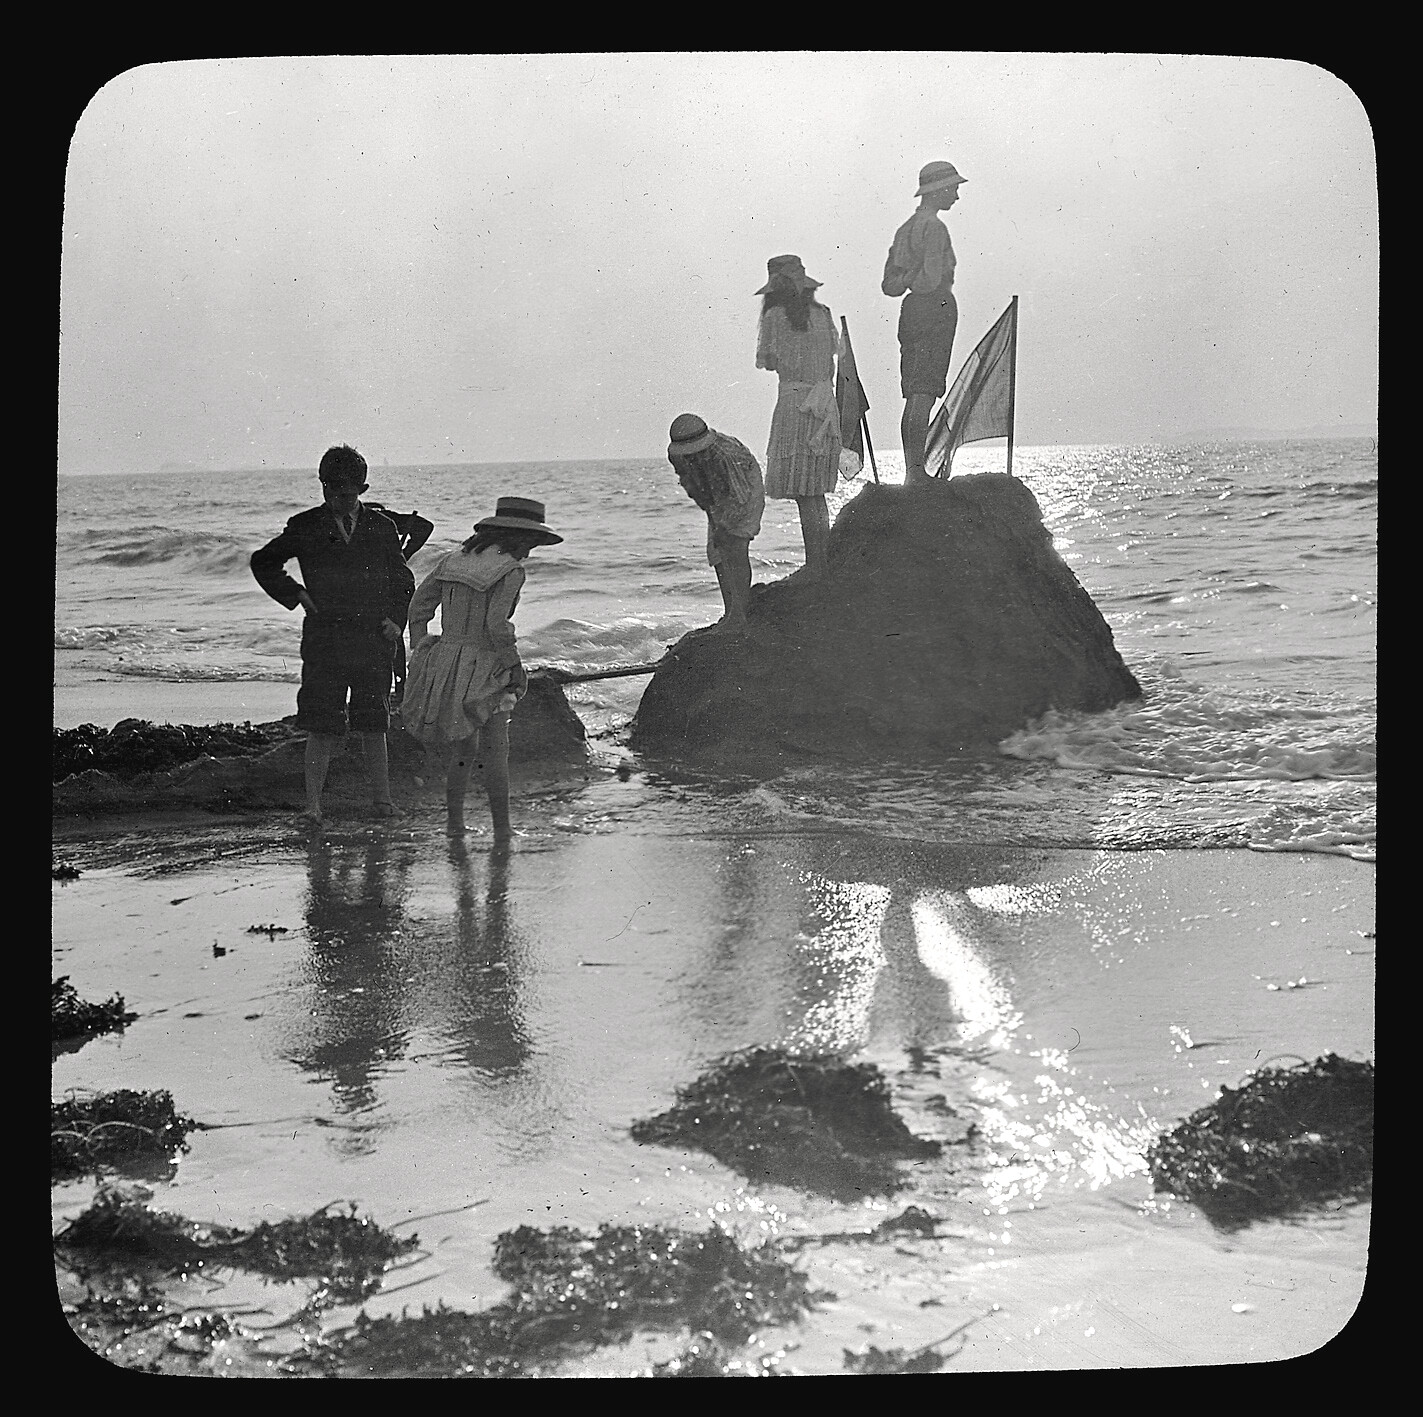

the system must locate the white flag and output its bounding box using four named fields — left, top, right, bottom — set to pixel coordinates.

left=925, top=300, right=1016, bottom=478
